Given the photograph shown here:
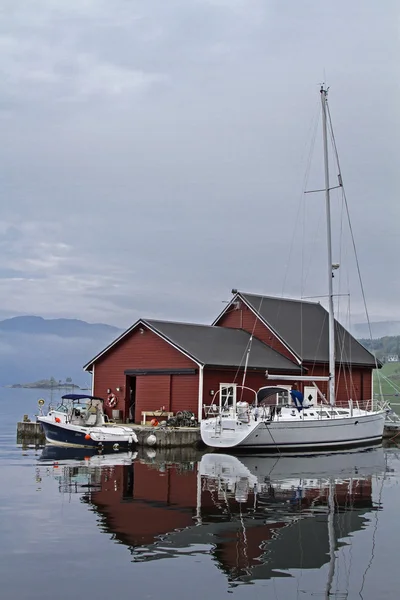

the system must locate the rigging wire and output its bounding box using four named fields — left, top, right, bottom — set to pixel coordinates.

left=283, top=97, right=321, bottom=299
left=326, top=102, right=384, bottom=403
left=357, top=471, right=385, bottom=599
left=270, top=98, right=321, bottom=366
